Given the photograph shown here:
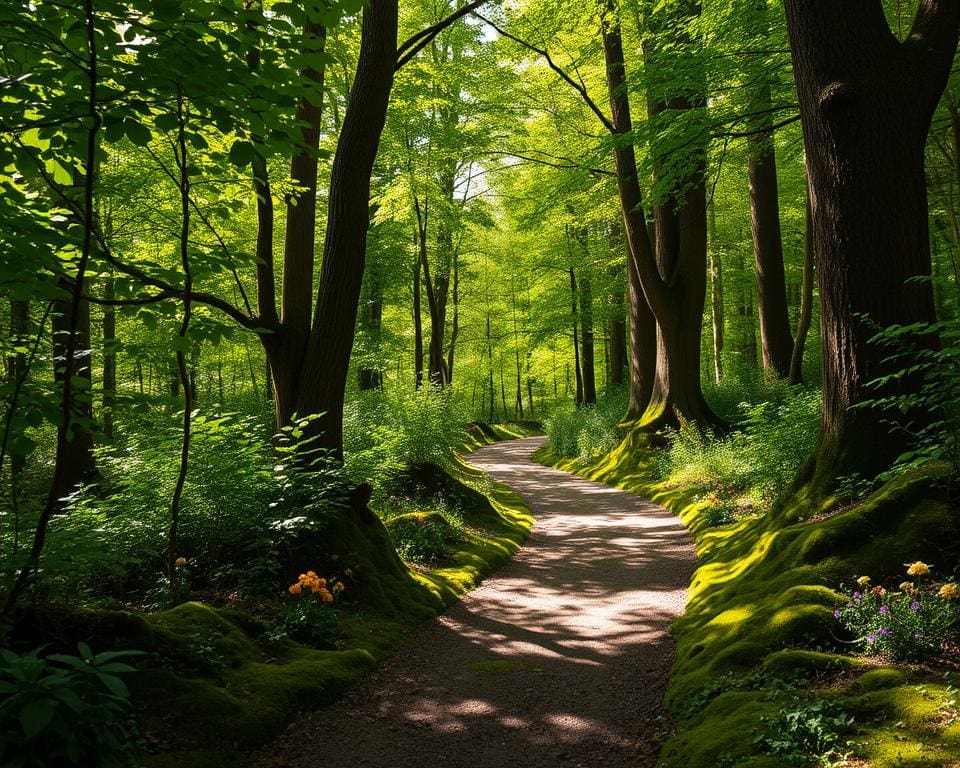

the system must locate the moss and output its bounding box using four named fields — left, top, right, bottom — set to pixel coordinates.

left=470, top=659, right=530, bottom=674
left=537, top=430, right=960, bottom=768
left=12, top=440, right=533, bottom=768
